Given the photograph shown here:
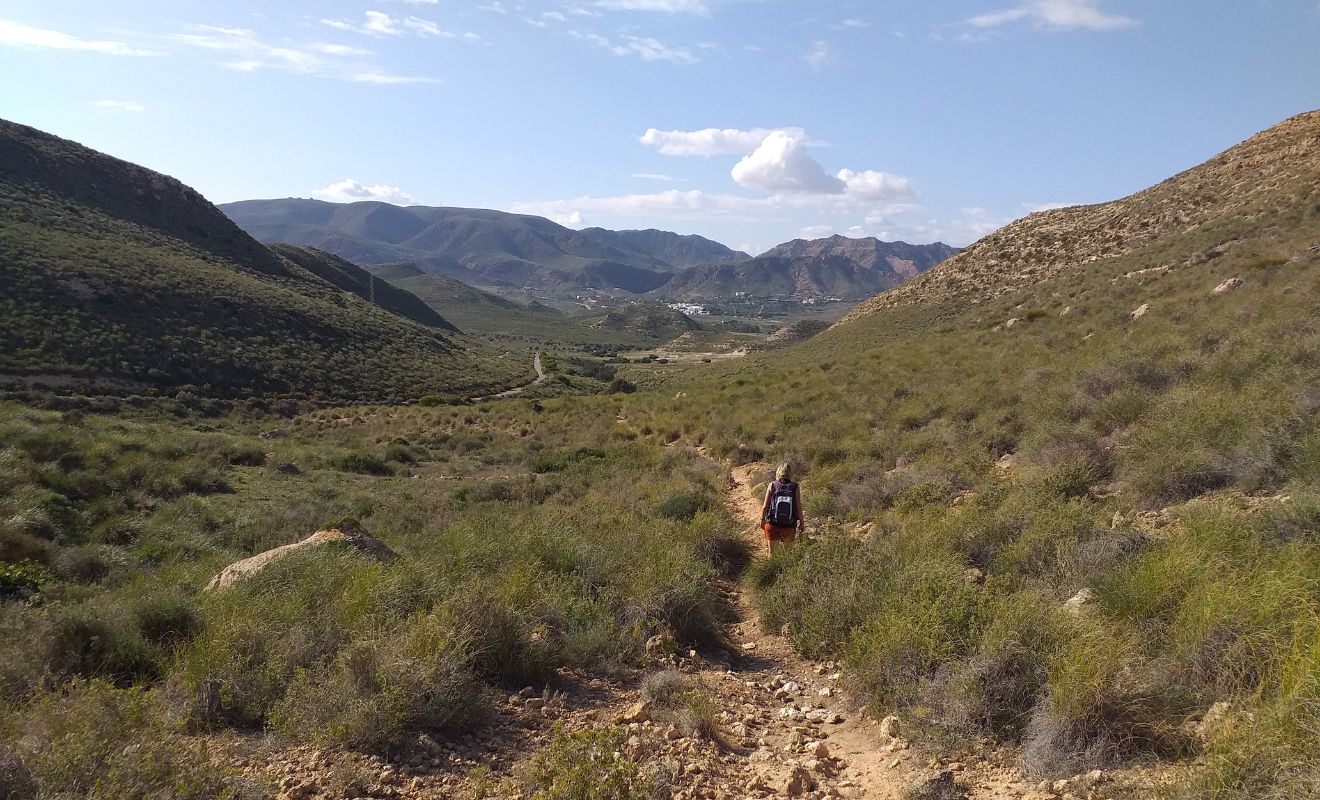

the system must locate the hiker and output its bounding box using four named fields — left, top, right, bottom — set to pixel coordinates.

left=761, top=463, right=804, bottom=554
